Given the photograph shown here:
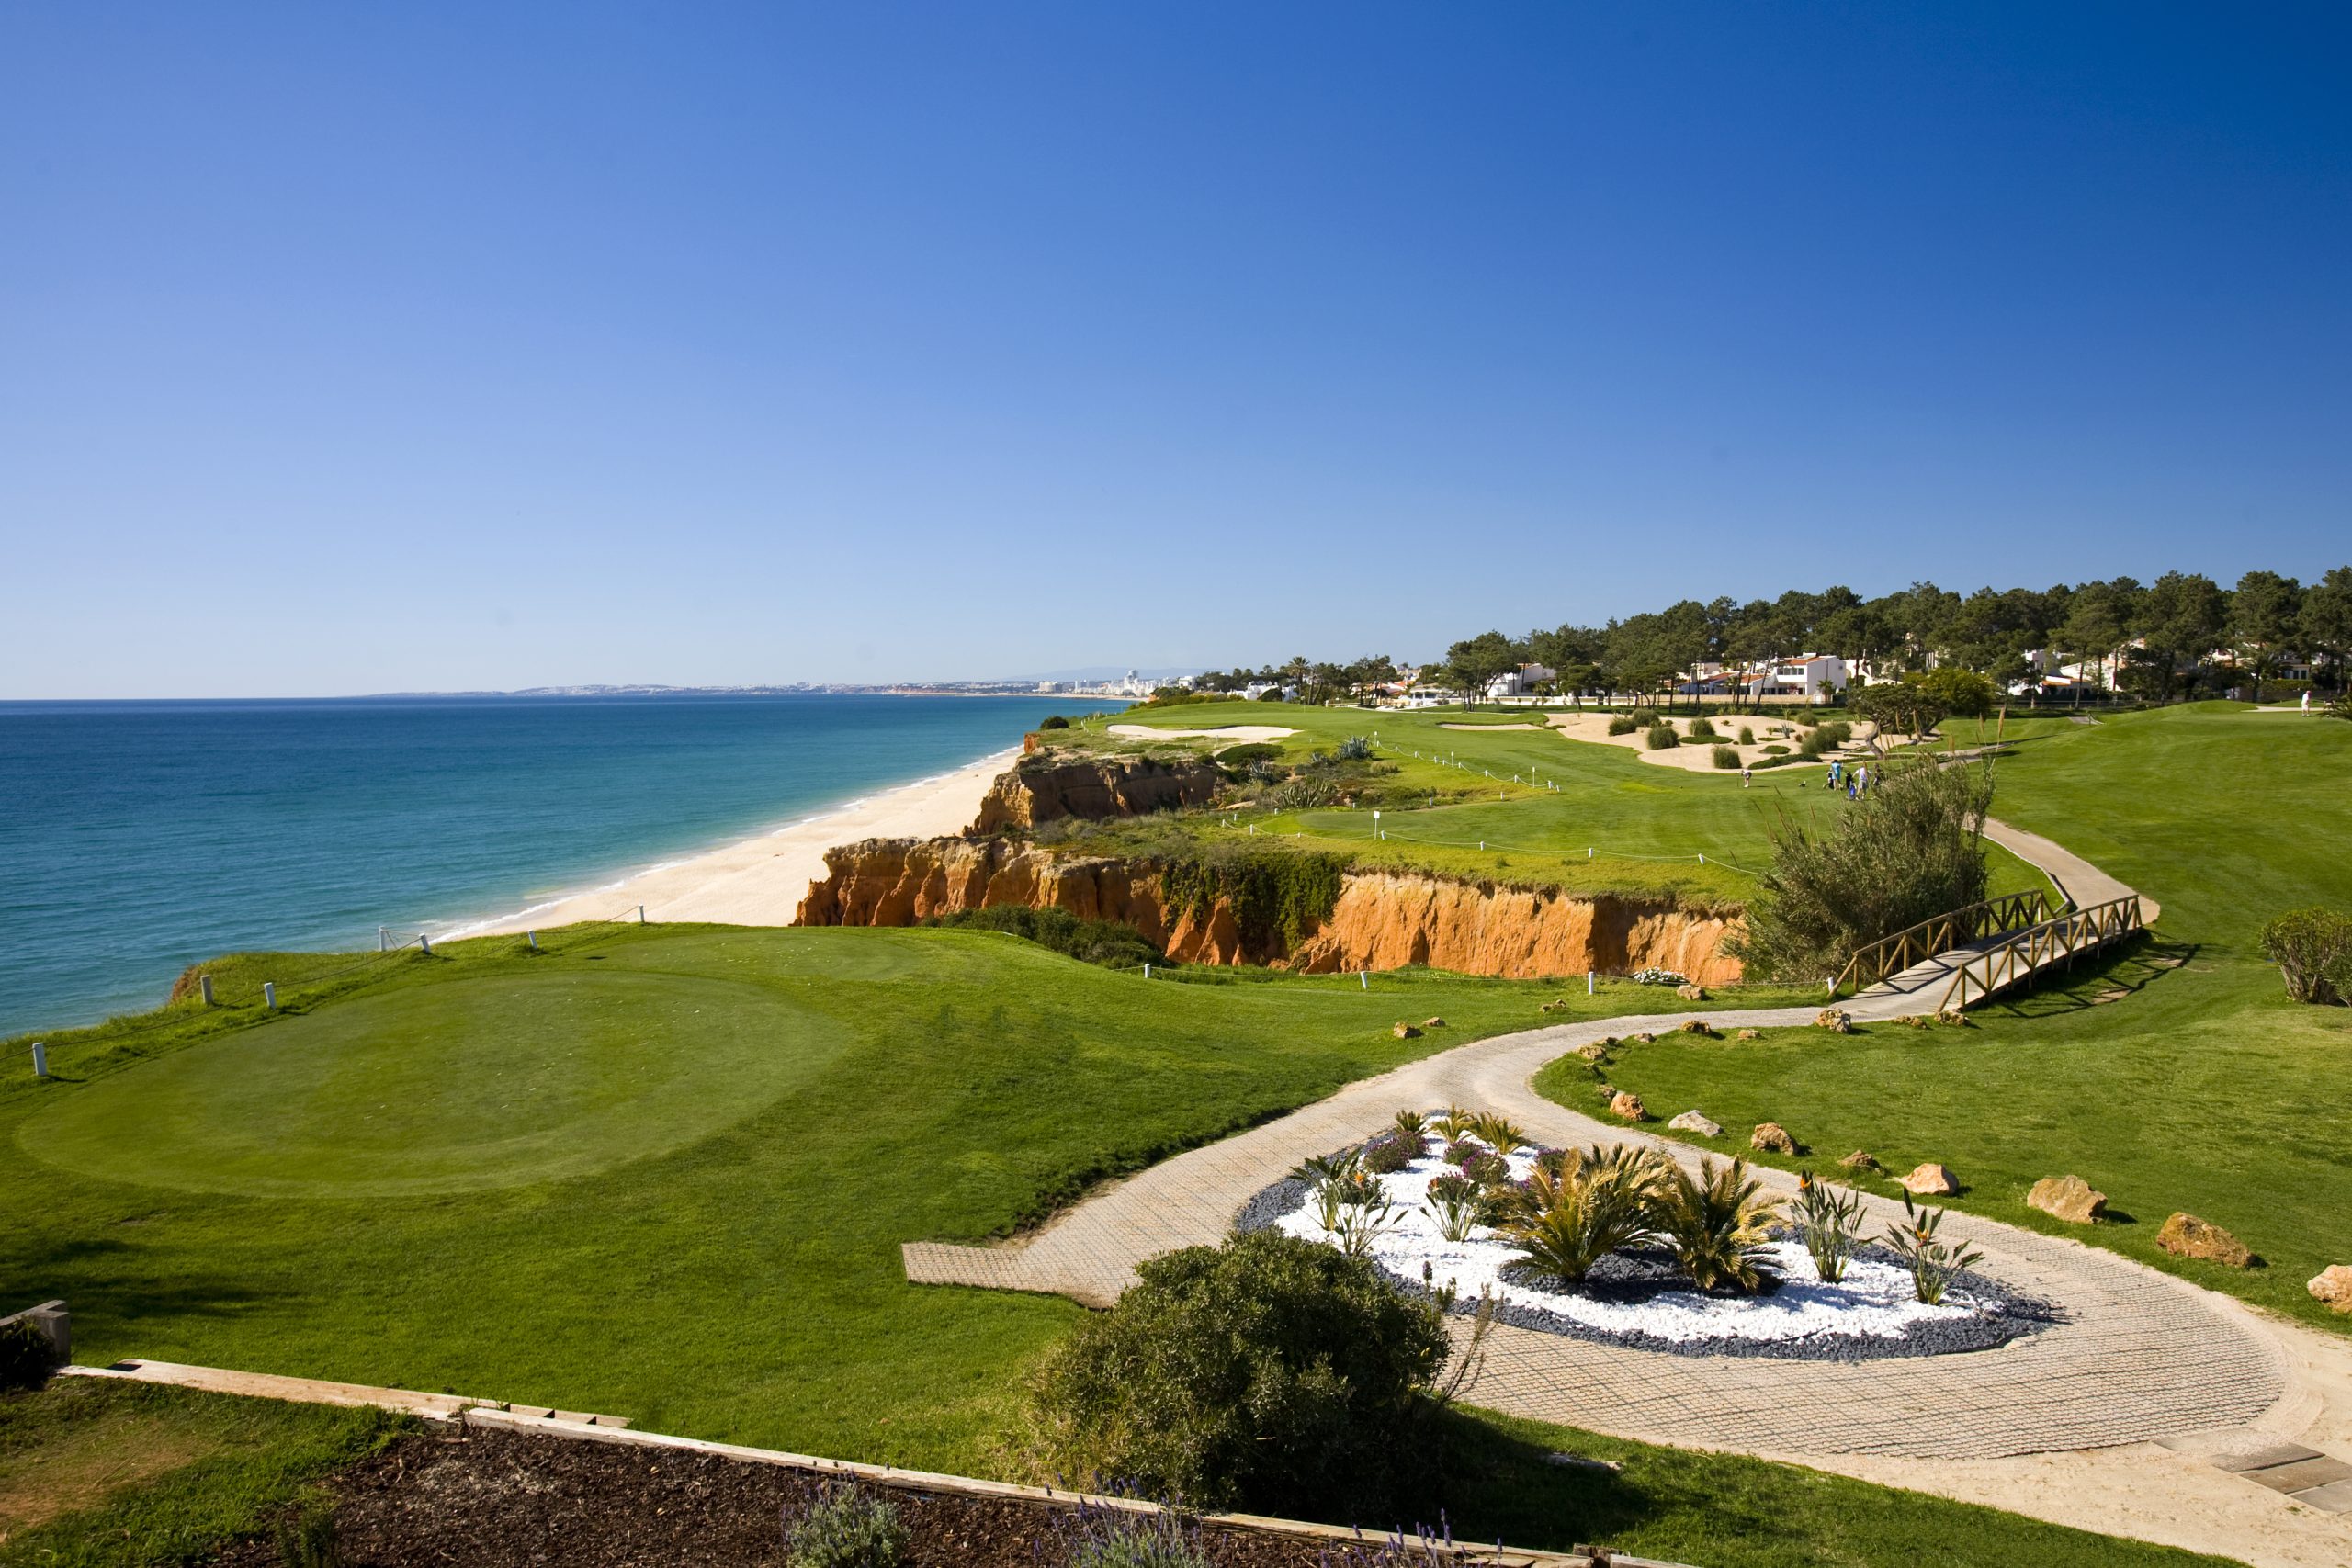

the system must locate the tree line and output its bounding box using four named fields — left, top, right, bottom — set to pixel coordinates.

left=1186, top=568, right=2352, bottom=708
